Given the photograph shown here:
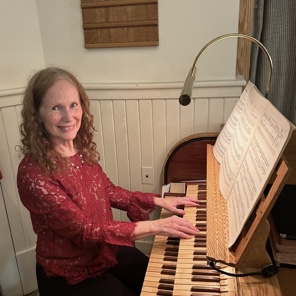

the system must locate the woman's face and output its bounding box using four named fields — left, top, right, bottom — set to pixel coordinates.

left=39, top=79, right=82, bottom=149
